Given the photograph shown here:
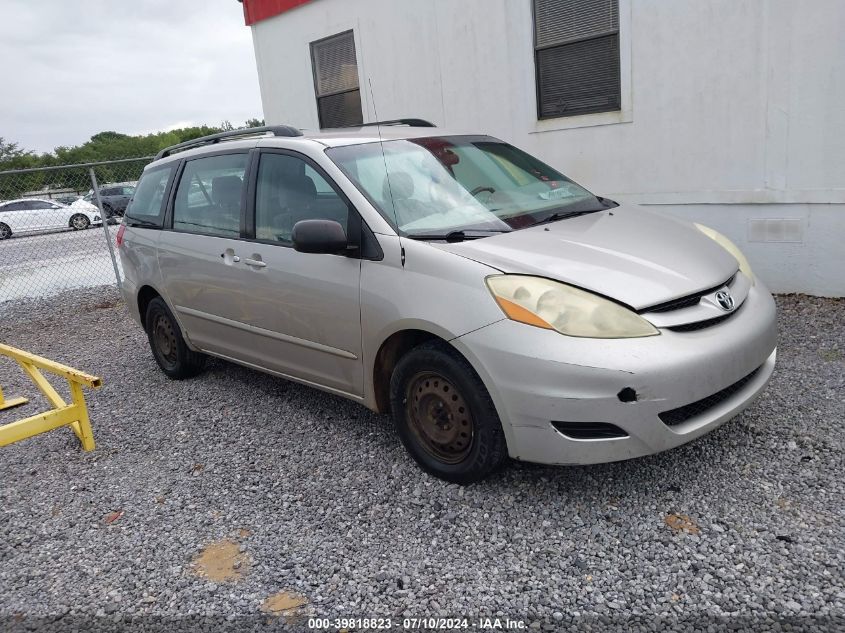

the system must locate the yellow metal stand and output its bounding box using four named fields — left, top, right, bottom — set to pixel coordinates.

left=0, top=343, right=101, bottom=451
